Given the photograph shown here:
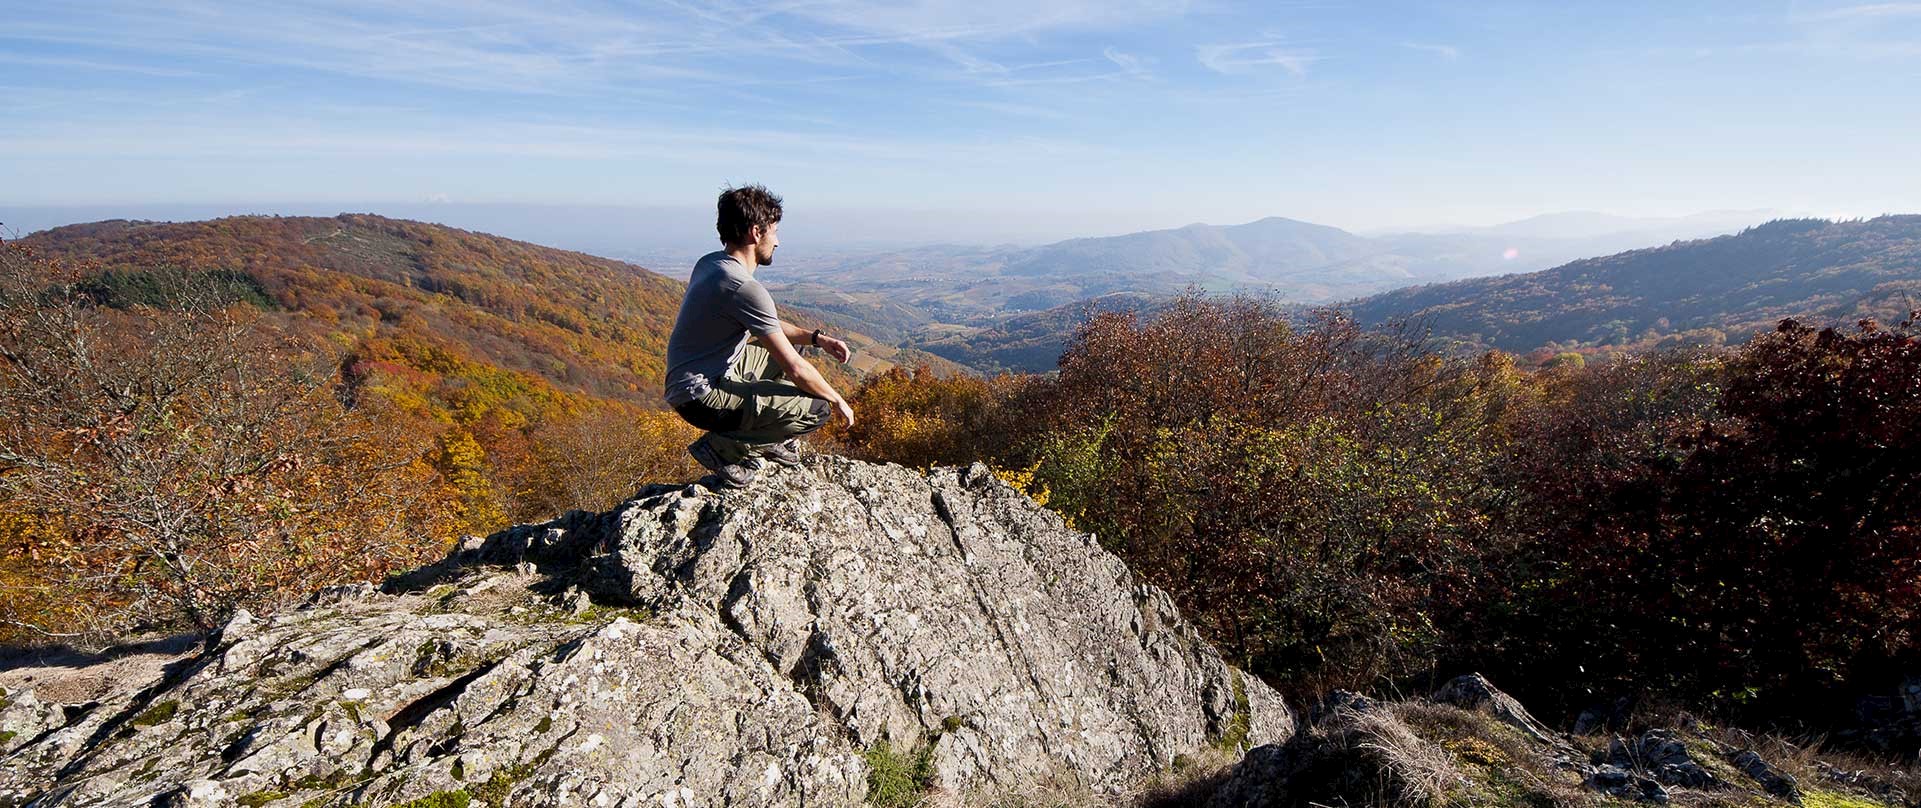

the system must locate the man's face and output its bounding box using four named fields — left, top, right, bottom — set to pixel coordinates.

left=755, top=221, right=780, bottom=266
